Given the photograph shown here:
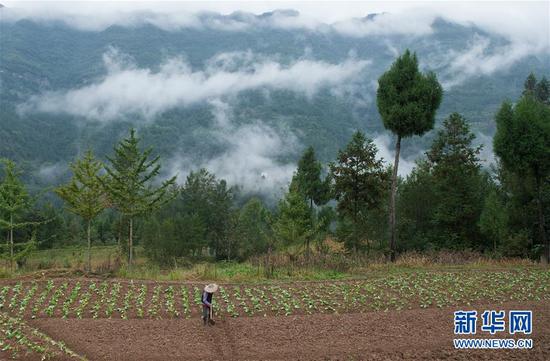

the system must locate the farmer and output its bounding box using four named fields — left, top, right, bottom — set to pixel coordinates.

left=202, top=283, right=218, bottom=326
